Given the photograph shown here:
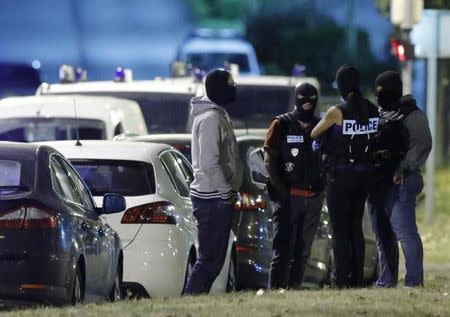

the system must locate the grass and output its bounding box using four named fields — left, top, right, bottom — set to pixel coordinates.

left=1, top=272, right=449, bottom=317
left=1, top=169, right=448, bottom=317
left=418, top=168, right=450, bottom=265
